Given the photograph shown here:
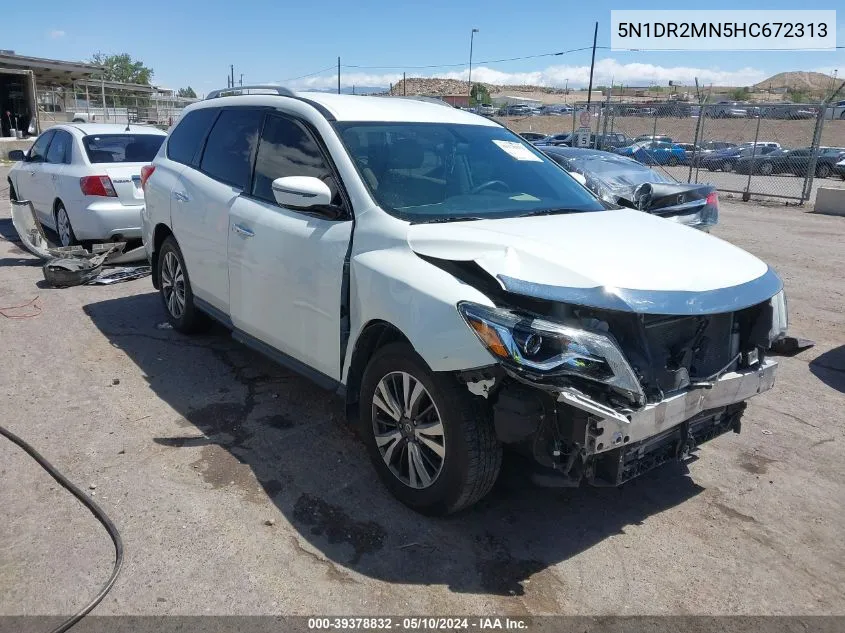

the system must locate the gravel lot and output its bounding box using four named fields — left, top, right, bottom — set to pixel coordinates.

left=1, top=163, right=844, bottom=619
